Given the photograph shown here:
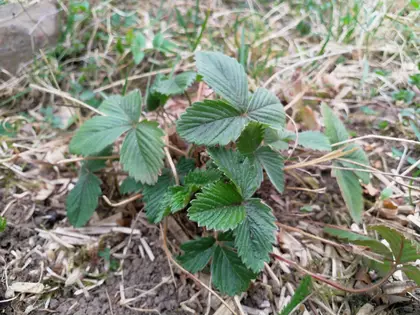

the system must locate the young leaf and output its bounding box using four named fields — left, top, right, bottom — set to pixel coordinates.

left=177, top=100, right=247, bottom=145
left=69, top=116, right=131, bottom=156
left=255, top=146, right=284, bottom=193
left=120, top=121, right=165, bottom=185
left=211, top=244, right=256, bottom=296
left=208, top=147, right=259, bottom=198
left=237, top=121, right=265, bottom=156
left=370, top=225, right=420, bottom=263
left=297, top=131, right=331, bottom=151
left=120, top=177, right=143, bottom=195
left=0, top=216, right=7, bottom=232
left=155, top=72, right=197, bottom=96
left=247, top=88, right=285, bottom=129
left=324, top=227, right=392, bottom=257
left=146, top=75, right=169, bottom=111
left=402, top=265, right=420, bottom=286
left=195, top=51, right=248, bottom=109
left=66, top=169, right=102, bottom=227
left=335, top=168, right=364, bottom=223
left=168, top=186, right=195, bottom=213
left=234, top=199, right=276, bottom=272
left=188, top=181, right=245, bottom=231
left=280, top=276, right=312, bottom=315
left=178, top=237, right=216, bottom=273
left=143, top=170, right=174, bottom=223
left=184, top=169, right=222, bottom=187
